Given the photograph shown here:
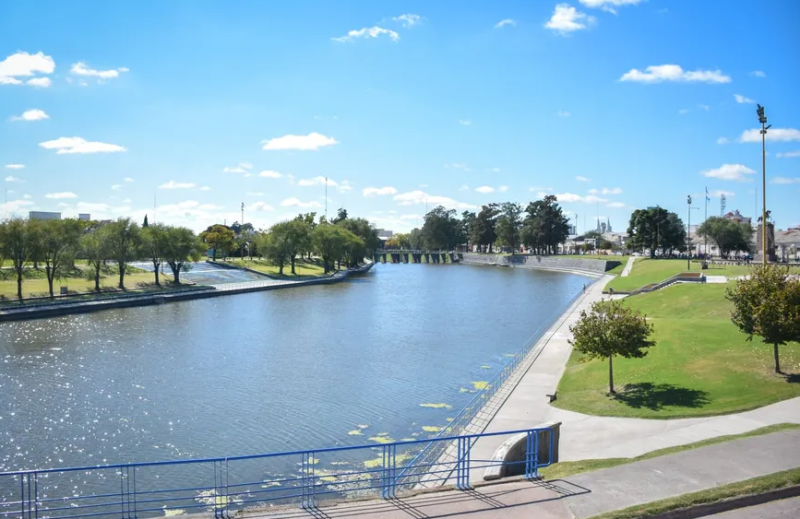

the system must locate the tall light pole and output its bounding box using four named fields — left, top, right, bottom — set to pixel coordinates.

left=757, top=104, right=771, bottom=264
left=687, top=195, right=692, bottom=270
